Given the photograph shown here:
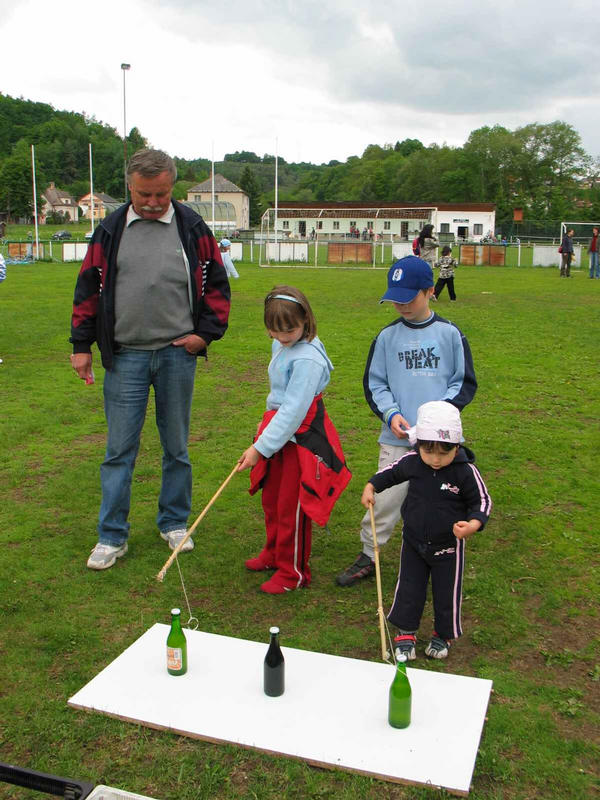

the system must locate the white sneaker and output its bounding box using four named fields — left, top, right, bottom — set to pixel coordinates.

left=87, top=542, right=128, bottom=570
left=160, top=528, right=194, bottom=552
